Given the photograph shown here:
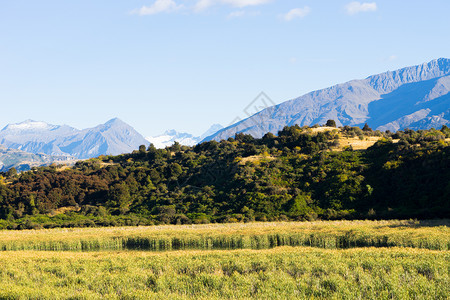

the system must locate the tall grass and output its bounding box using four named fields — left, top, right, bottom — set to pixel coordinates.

left=0, top=219, right=448, bottom=251
left=0, top=247, right=448, bottom=299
